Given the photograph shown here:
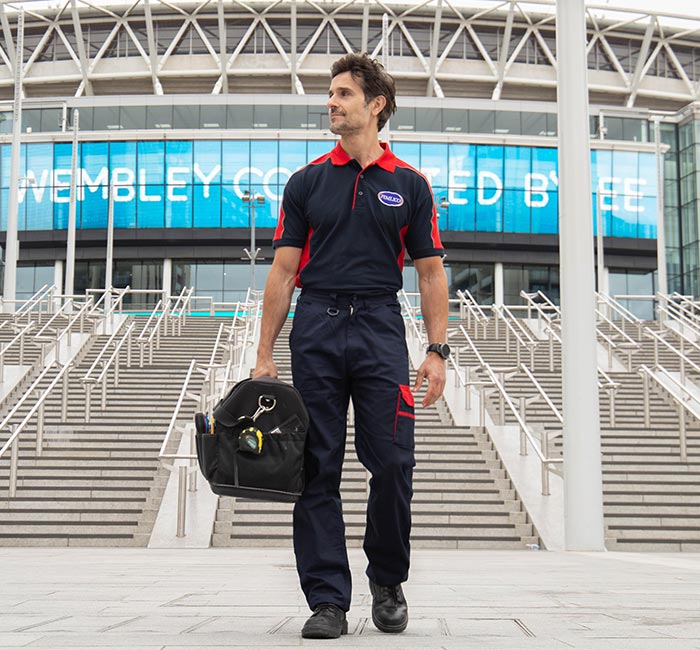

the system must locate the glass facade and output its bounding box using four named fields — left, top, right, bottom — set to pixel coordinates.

left=676, top=119, right=700, bottom=297
left=503, top=264, right=560, bottom=305
left=172, top=261, right=272, bottom=304
left=446, top=263, right=494, bottom=305
left=0, top=139, right=659, bottom=239
left=0, top=105, right=651, bottom=144
left=608, top=268, right=657, bottom=320
left=16, top=263, right=53, bottom=301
